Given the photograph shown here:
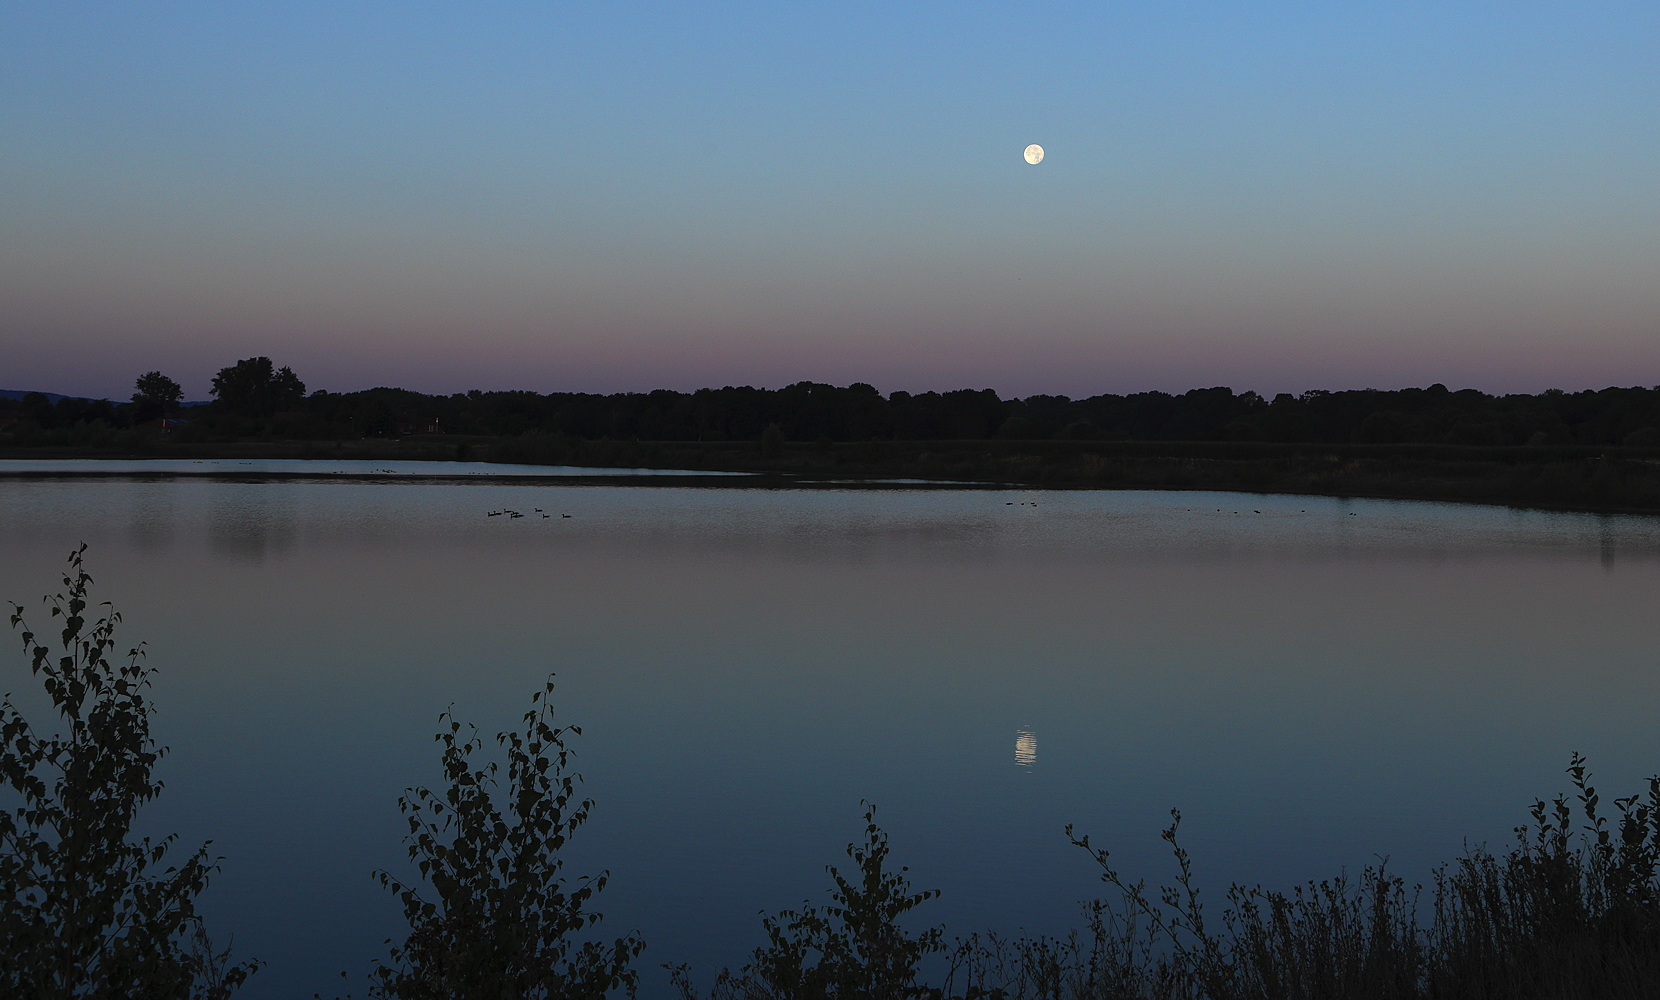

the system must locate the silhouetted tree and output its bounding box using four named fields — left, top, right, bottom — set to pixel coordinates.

left=369, top=677, right=643, bottom=999
left=133, top=371, right=184, bottom=422
left=1, top=546, right=257, bottom=998
left=210, top=358, right=305, bottom=418
left=672, top=805, right=943, bottom=1000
